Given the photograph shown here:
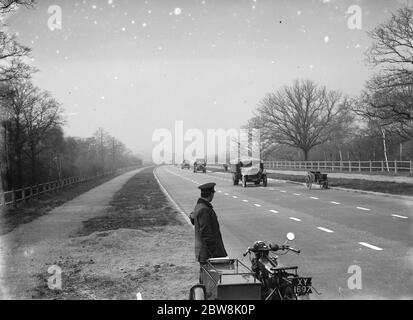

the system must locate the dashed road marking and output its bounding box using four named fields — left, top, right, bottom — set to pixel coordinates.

left=392, top=214, right=408, bottom=219
left=224, top=193, right=229, bottom=196
left=280, top=190, right=287, bottom=193
left=254, top=204, right=262, bottom=207
left=330, top=201, right=340, bottom=205
left=232, top=196, right=238, bottom=199
left=317, top=227, right=334, bottom=233
left=357, top=207, right=371, bottom=211
left=294, top=193, right=301, bottom=196
left=310, top=197, right=319, bottom=200
left=269, top=210, right=279, bottom=213
left=290, top=217, right=301, bottom=222
left=269, top=188, right=275, bottom=191
left=359, top=242, right=383, bottom=251
left=243, top=200, right=249, bottom=203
